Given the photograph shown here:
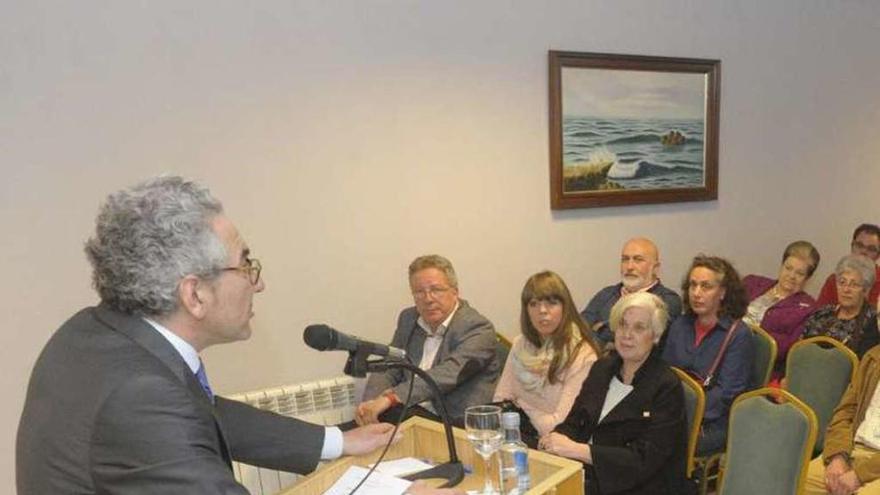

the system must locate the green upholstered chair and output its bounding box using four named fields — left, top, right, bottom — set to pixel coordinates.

left=784, top=336, right=858, bottom=456
left=691, top=325, right=778, bottom=494
left=746, top=323, right=777, bottom=389
left=717, top=388, right=817, bottom=495
left=671, top=367, right=706, bottom=479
